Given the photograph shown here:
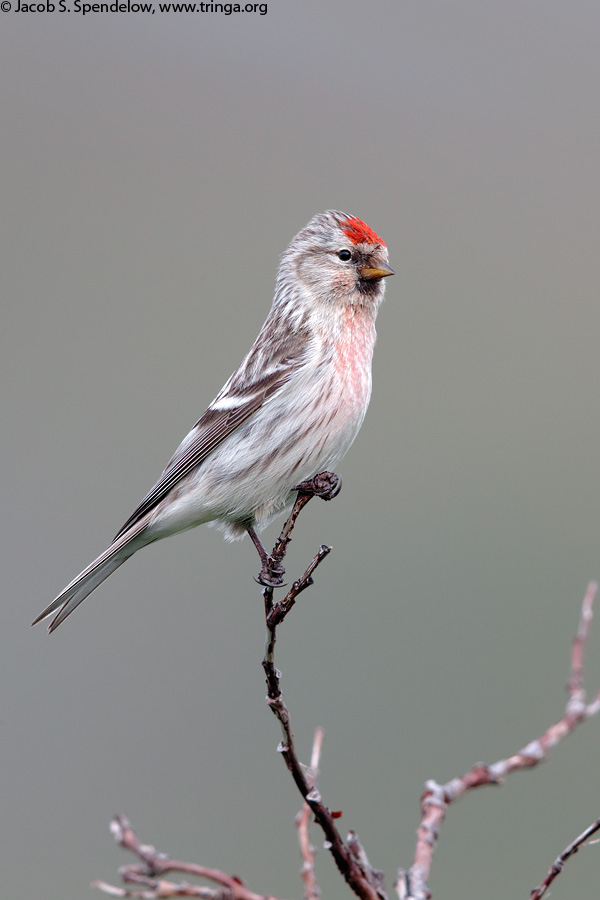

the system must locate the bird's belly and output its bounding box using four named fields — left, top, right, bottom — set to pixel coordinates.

left=147, top=323, right=374, bottom=541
